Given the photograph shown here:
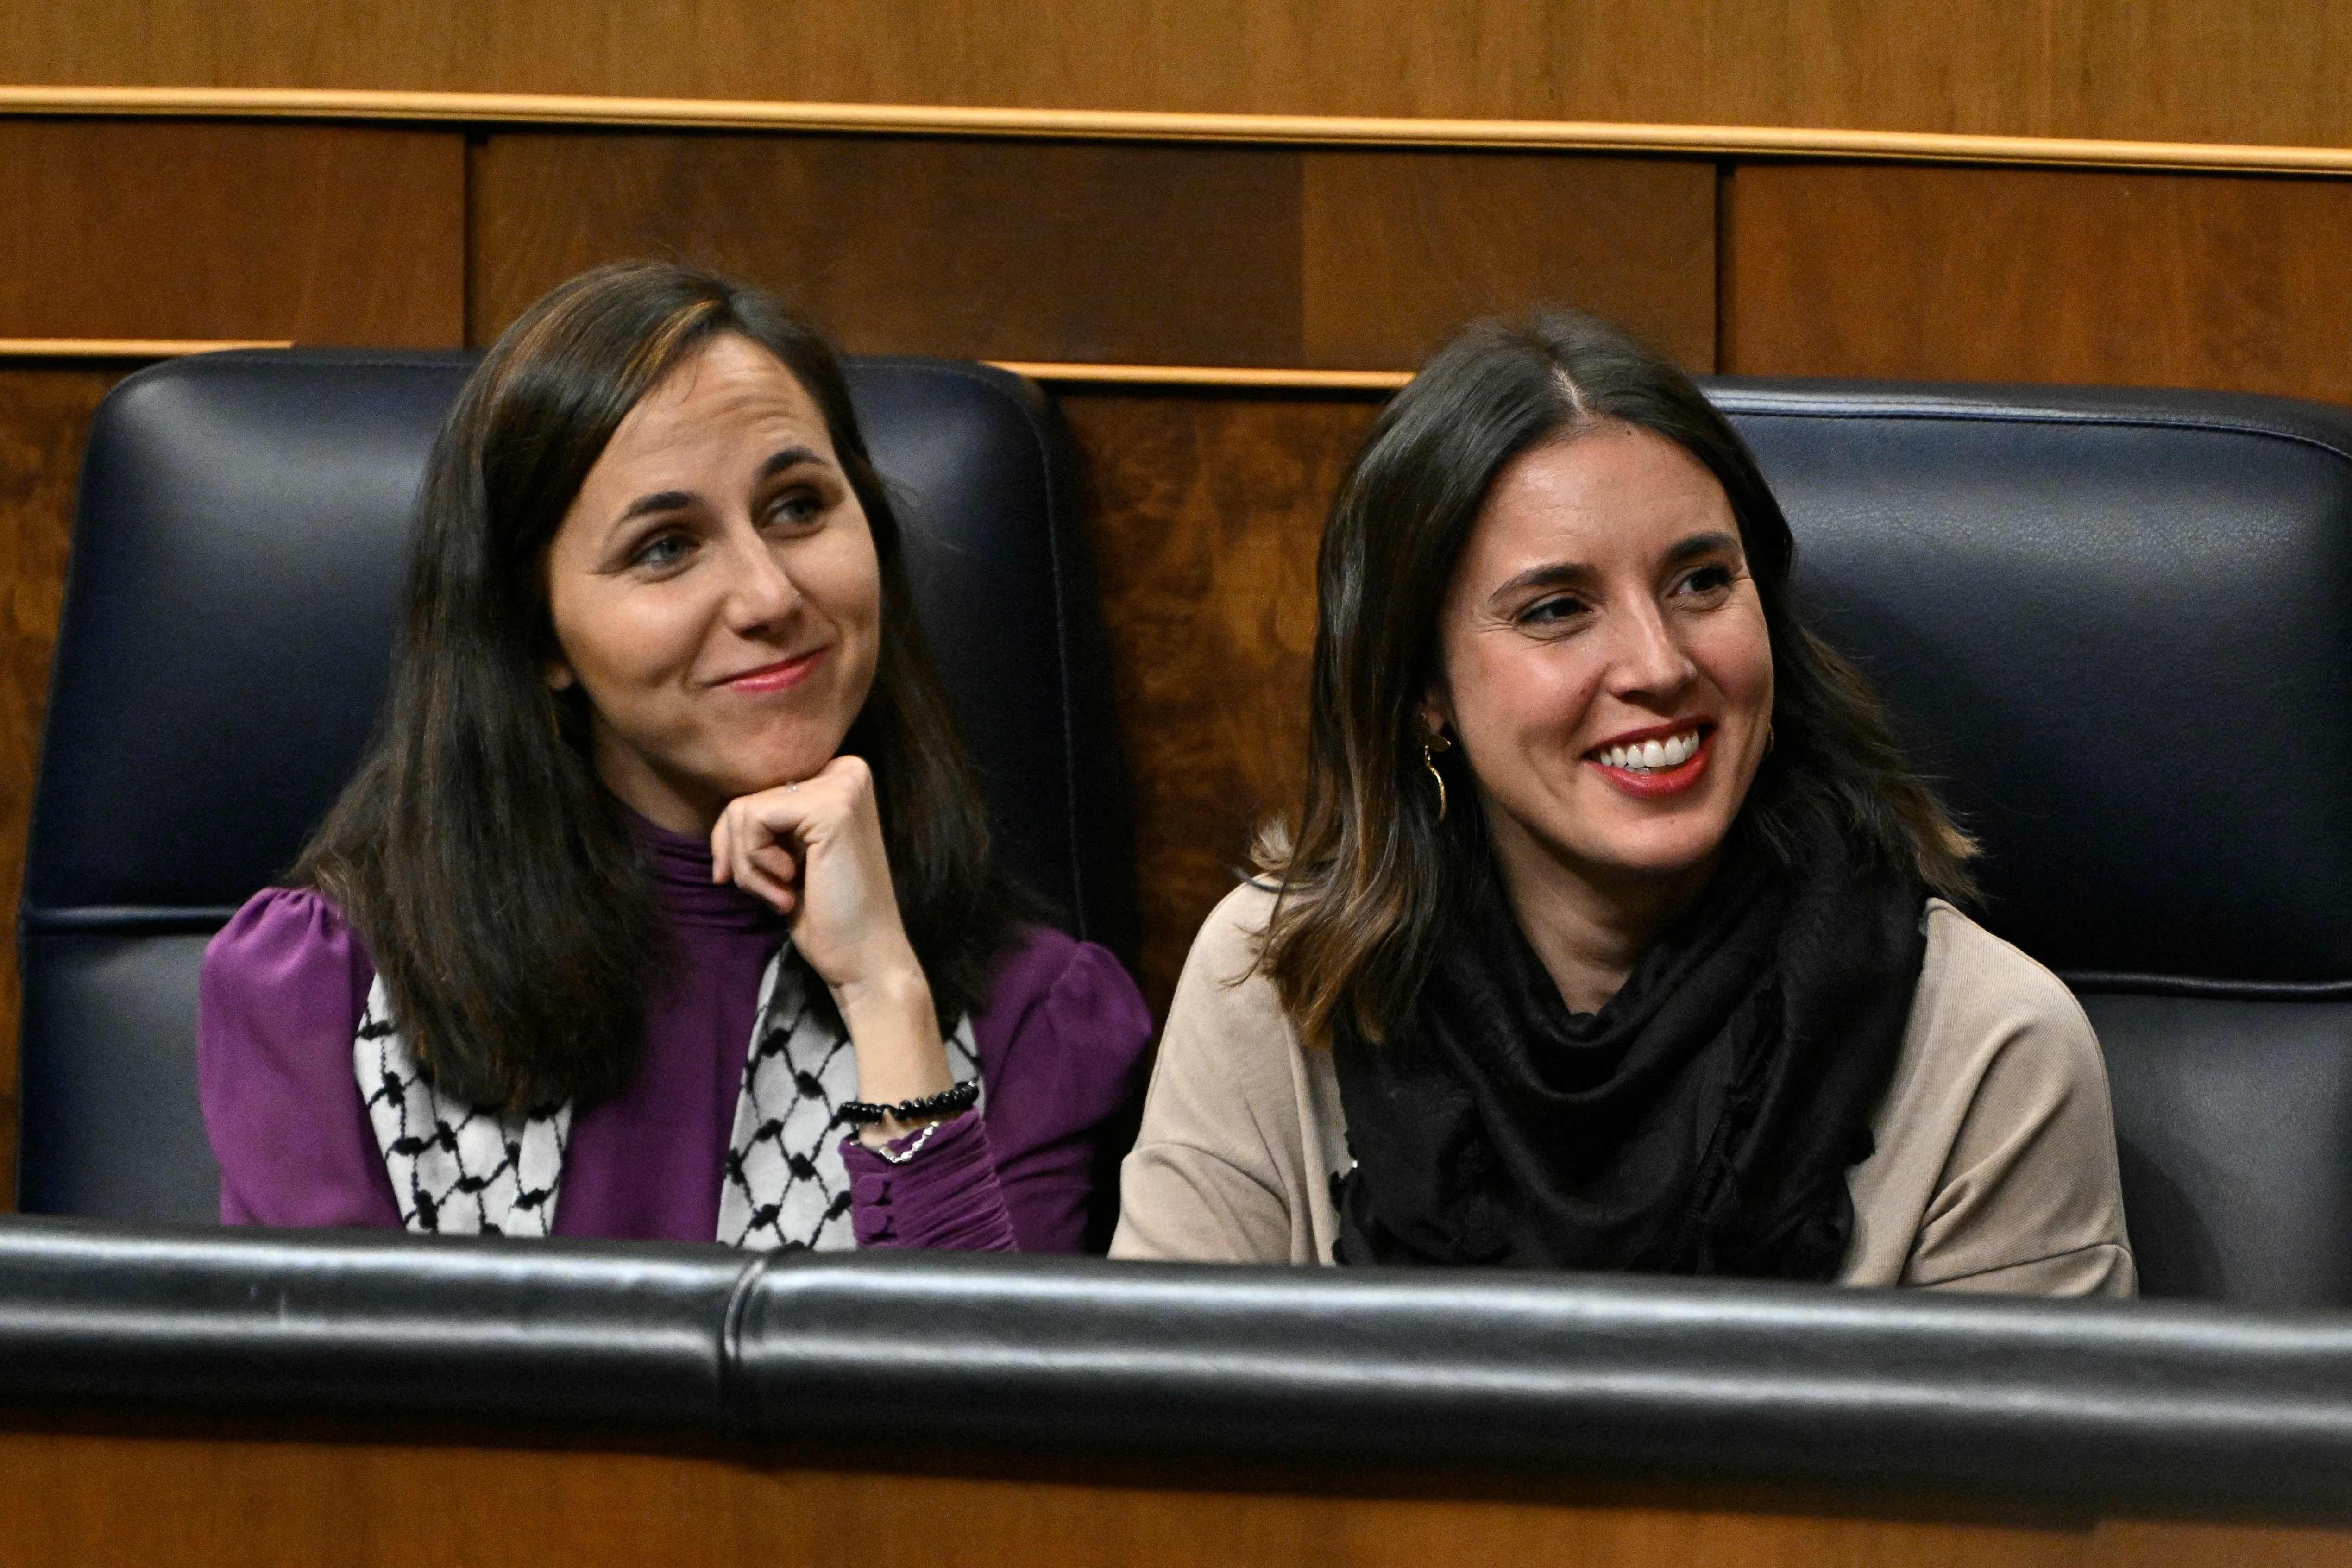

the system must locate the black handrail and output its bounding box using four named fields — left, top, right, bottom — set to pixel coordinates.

left=2, top=1216, right=2349, bottom=1514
